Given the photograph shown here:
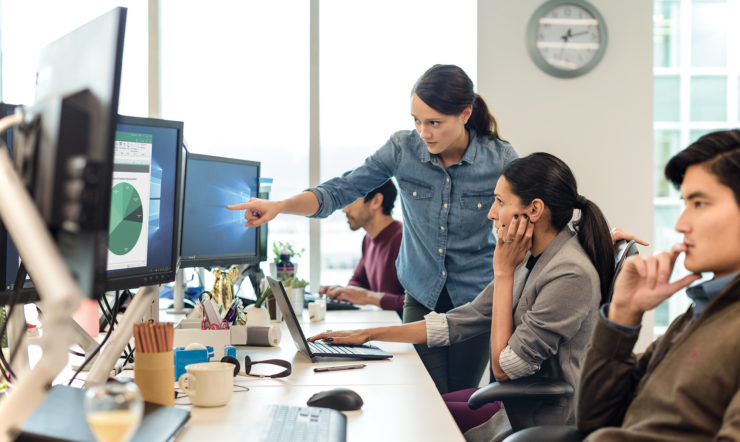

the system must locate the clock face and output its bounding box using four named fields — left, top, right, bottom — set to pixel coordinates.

left=527, top=0, right=607, bottom=78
